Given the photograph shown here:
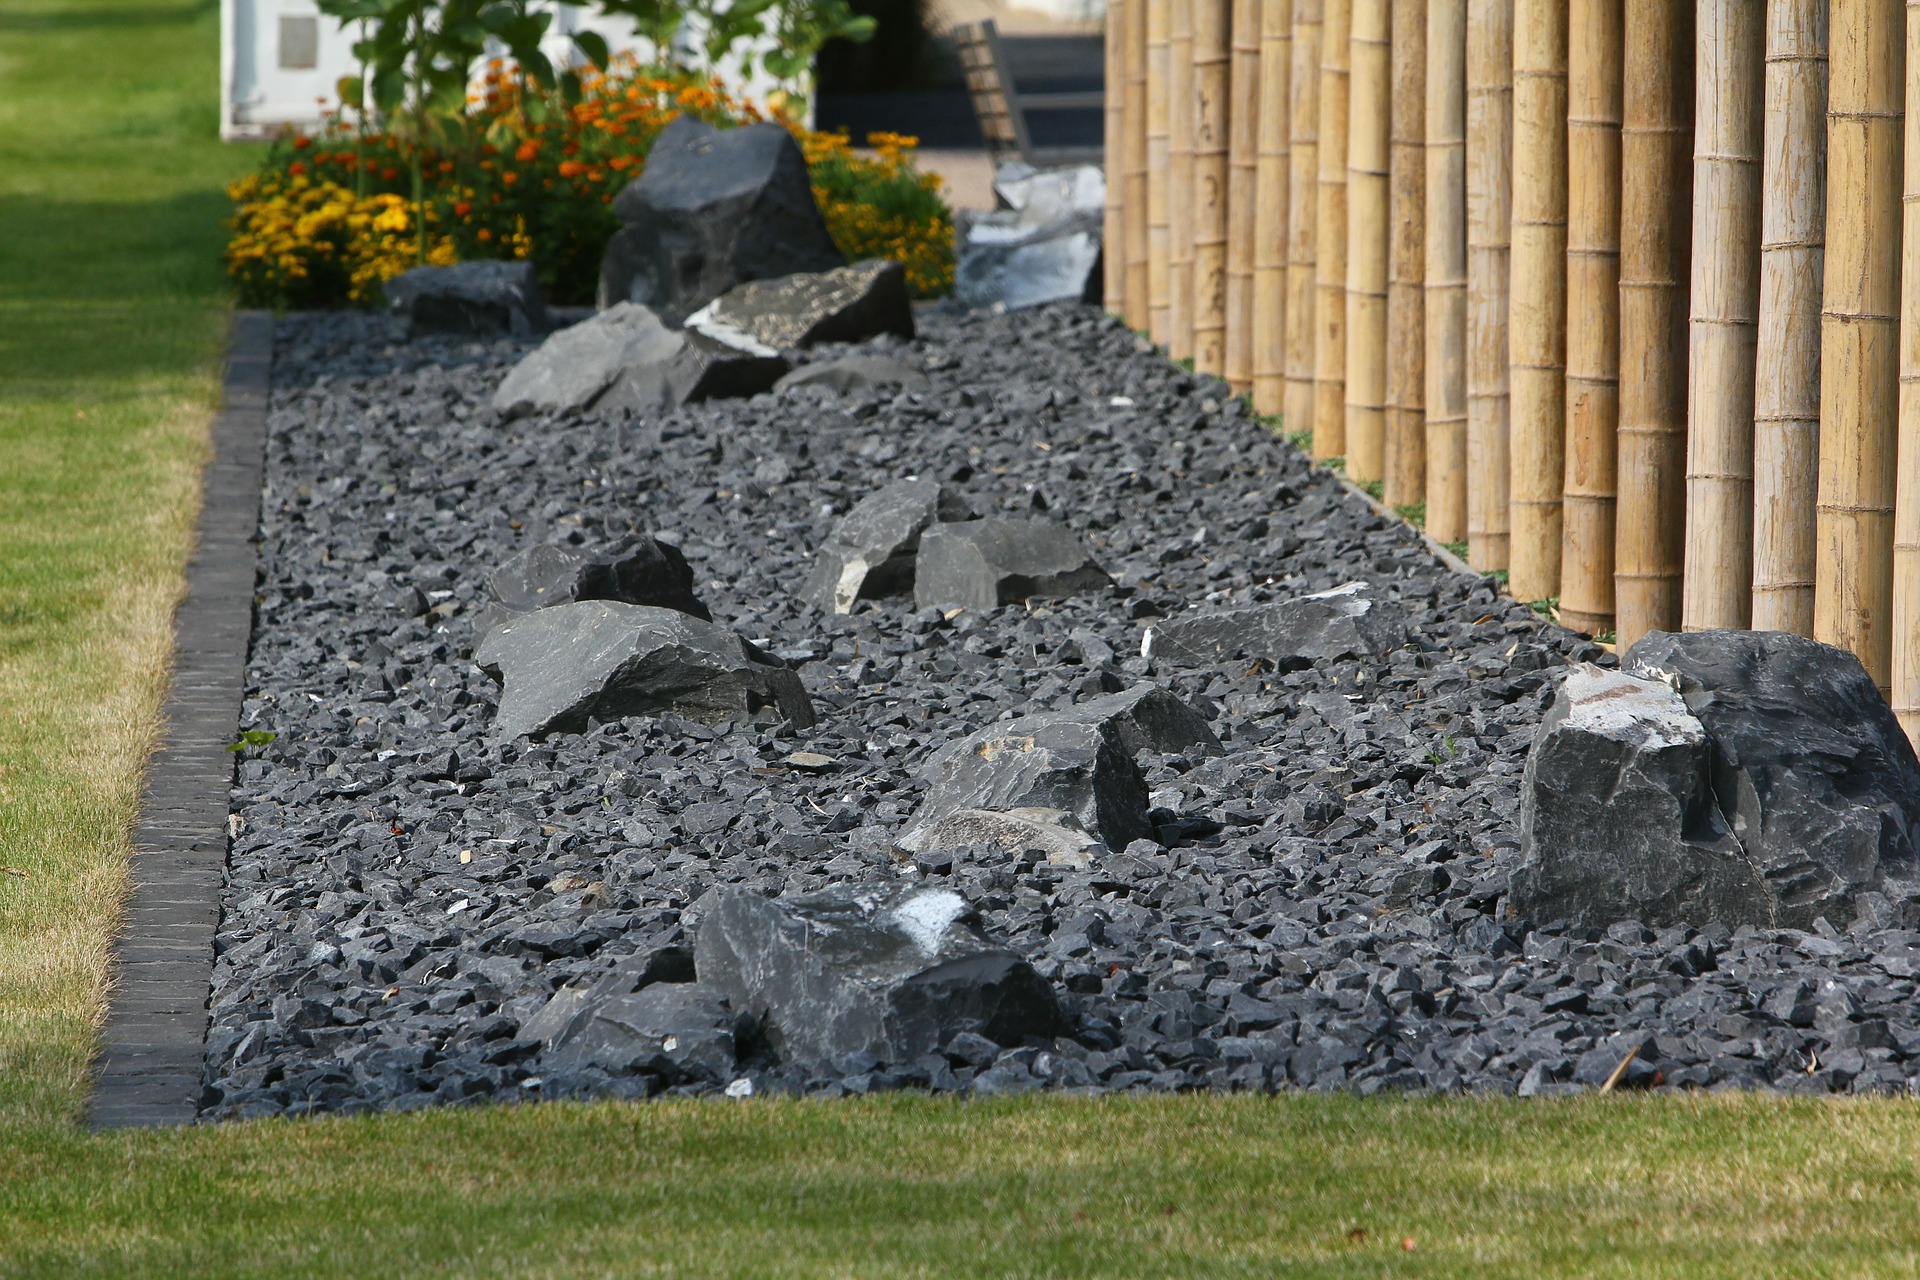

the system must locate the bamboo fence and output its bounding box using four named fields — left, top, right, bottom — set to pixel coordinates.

left=1102, top=1, right=1920, bottom=746
left=1106, top=0, right=1126, bottom=310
